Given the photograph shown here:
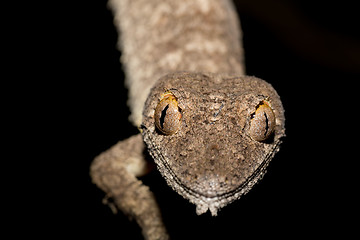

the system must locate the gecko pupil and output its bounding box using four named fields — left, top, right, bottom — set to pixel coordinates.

left=264, top=112, right=269, bottom=136
left=160, top=104, right=169, bottom=129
